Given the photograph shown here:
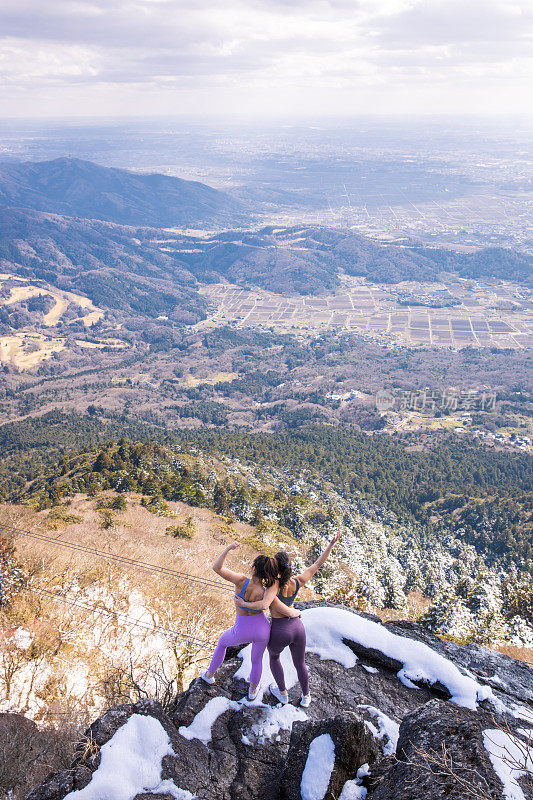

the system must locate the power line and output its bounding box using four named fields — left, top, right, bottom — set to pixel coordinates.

left=0, top=521, right=233, bottom=594
left=25, top=585, right=214, bottom=647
